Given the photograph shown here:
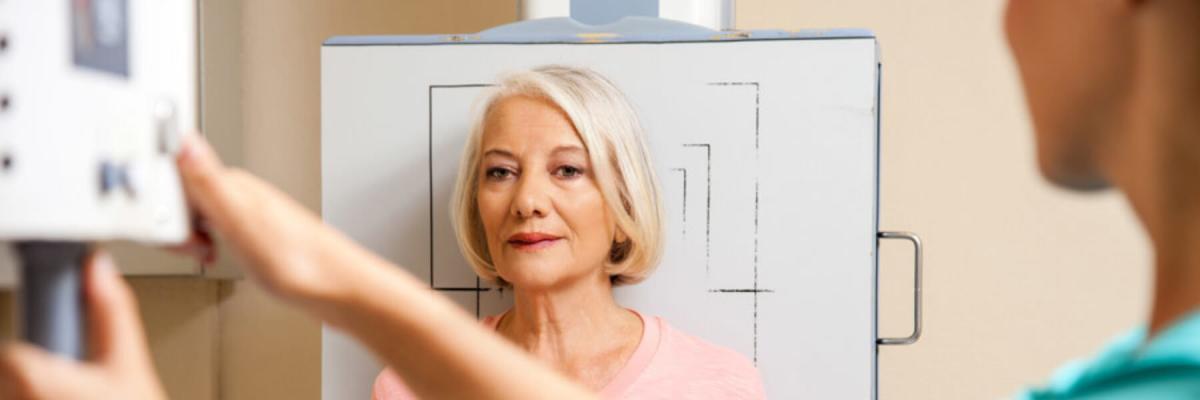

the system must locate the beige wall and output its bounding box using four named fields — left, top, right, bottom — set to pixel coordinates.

left=130, top=279, right=221, bottom=400
left=0, top=291, right=10, bottom=342
left=738, top=0, right=1152, bottom=398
